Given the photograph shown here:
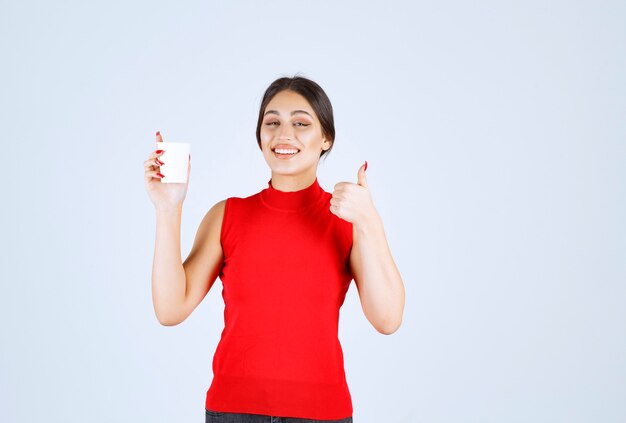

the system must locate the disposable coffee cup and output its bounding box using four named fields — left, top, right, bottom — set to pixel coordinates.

left=156, top=142, right=190, bottom=183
